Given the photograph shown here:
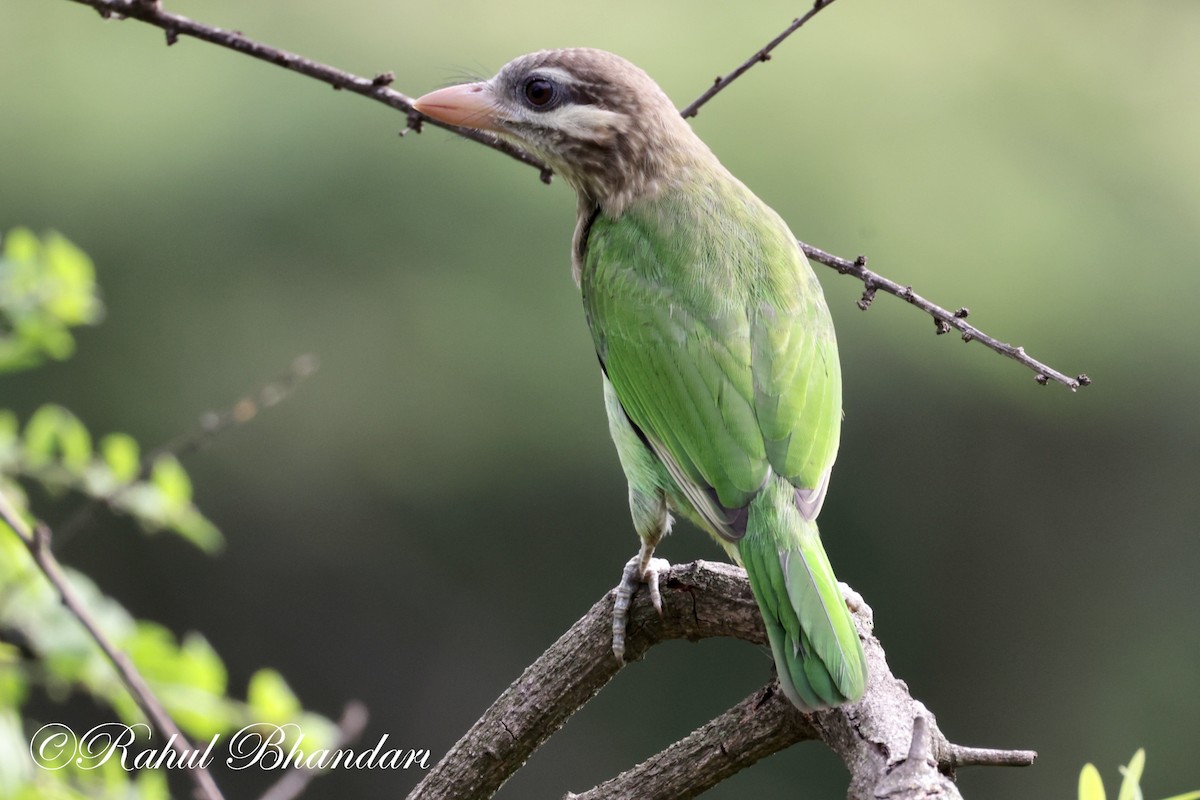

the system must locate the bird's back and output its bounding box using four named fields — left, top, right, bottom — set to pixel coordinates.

left=580, top=164, right=842, bottom=538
